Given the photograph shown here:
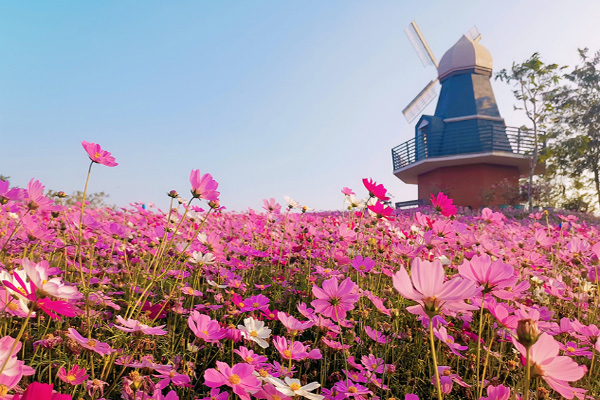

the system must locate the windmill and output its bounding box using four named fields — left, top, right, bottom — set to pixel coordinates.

left=402, top=22, right=481, bottom=123
left=391, top=22, right=540, bottom=209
